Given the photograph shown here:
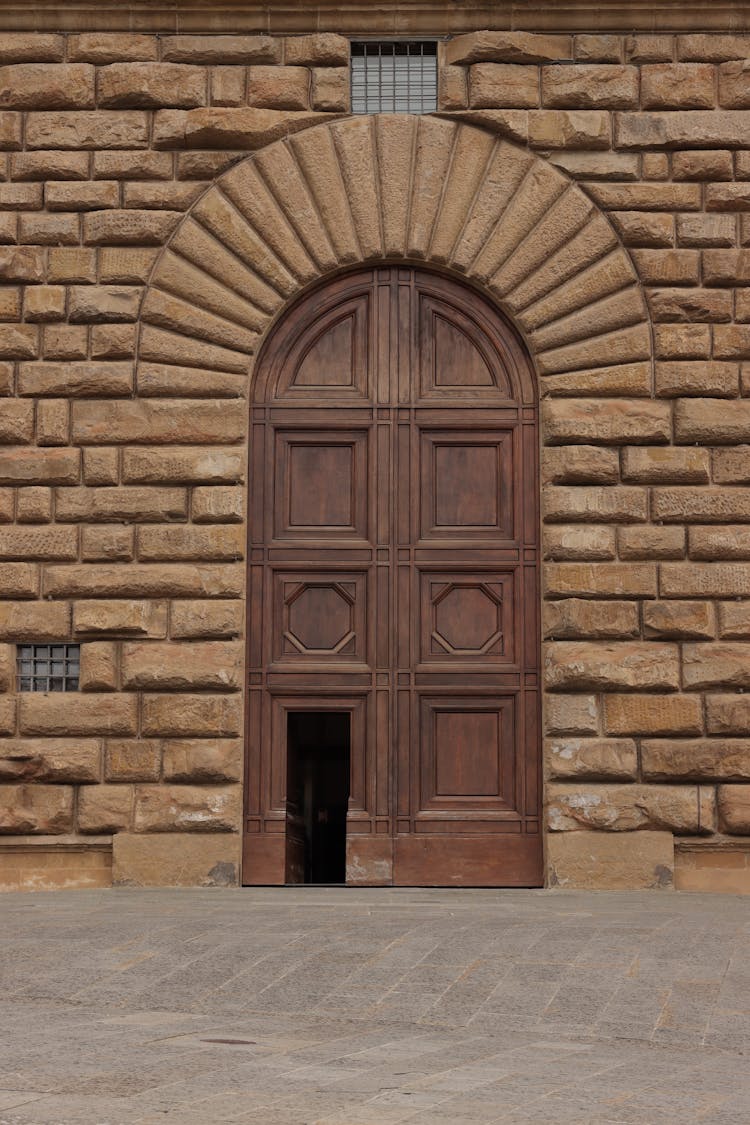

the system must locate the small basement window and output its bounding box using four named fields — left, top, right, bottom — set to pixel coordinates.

left=351, top=41, right=438, bottom=115
left=17, top=644, right=80, bottom=692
